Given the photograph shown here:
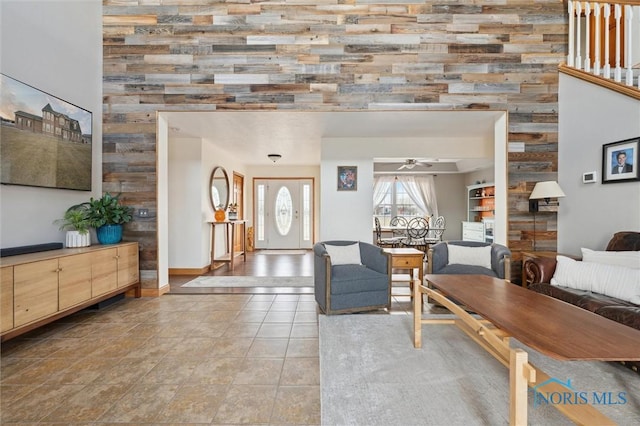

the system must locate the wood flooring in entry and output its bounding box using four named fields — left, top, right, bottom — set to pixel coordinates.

left=1, top=249, right=439, bottom=425
left=169, top=249, right=316, bottom=294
